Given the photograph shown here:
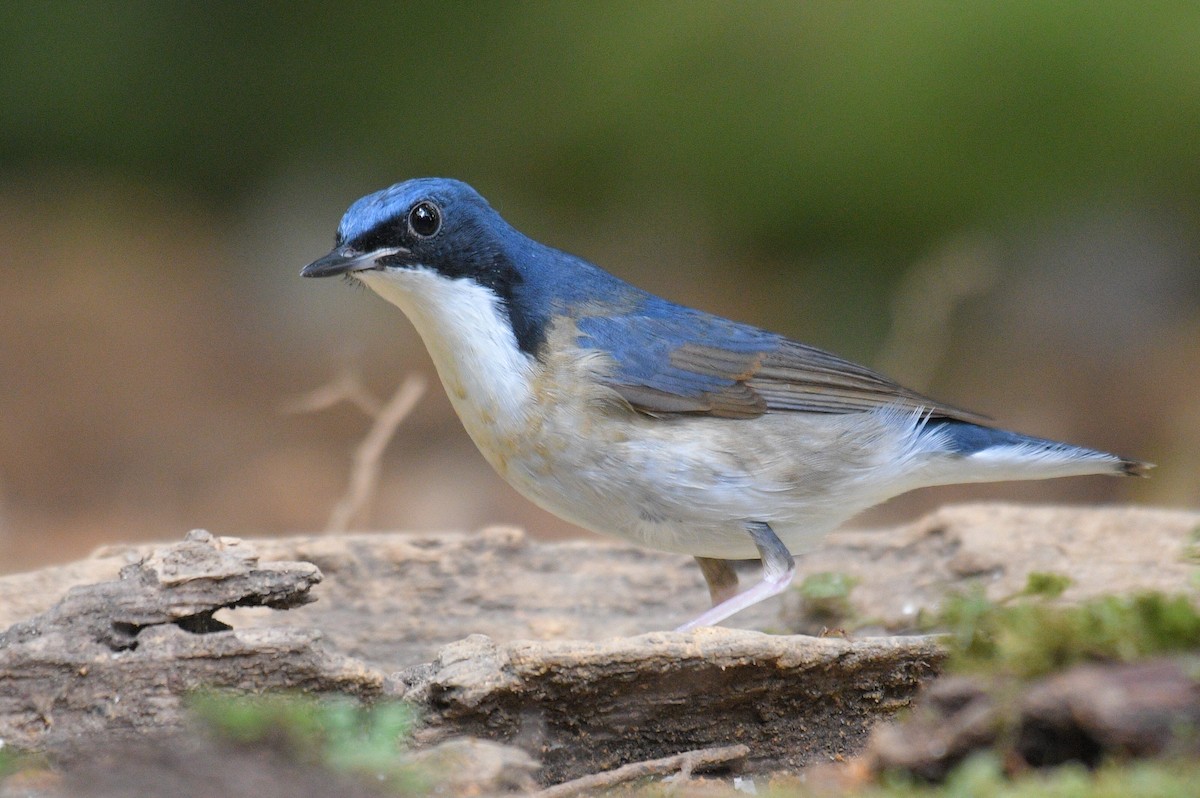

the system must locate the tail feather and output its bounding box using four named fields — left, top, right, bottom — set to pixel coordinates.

left=1119, top=458, right=1154, bottom=478
left=922, top=419, right=1152, bottom=482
